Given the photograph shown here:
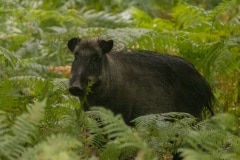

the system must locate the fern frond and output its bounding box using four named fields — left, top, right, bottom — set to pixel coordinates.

left=179, top=149, right=213, bottom=160
left=20, top=60, right=49, bottom=76
left=204, top=0, right=238, bottom=22
left=81, top=9, right=132, bottom=28
left=20, top=133, right=82, bottom=160
left=87, top=107, right=137, bottom=144
left=86, top=107, right=155, bottom=159
left=99, top=143, right=122, bottom=160
left=0, top=76, right=46, bottom=112
left=131, top=30, right=178, bottom=53
left=0, top=100, right=45, bottom=160
left=172, top=2, right=205, bottom=29
left=133, top=112, right=197, bottom=158
left=180, top=113, right=240, bottom=159
left=0, top=46, right=20, bottom=68
left=0, top=111, right=11, bottom=138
